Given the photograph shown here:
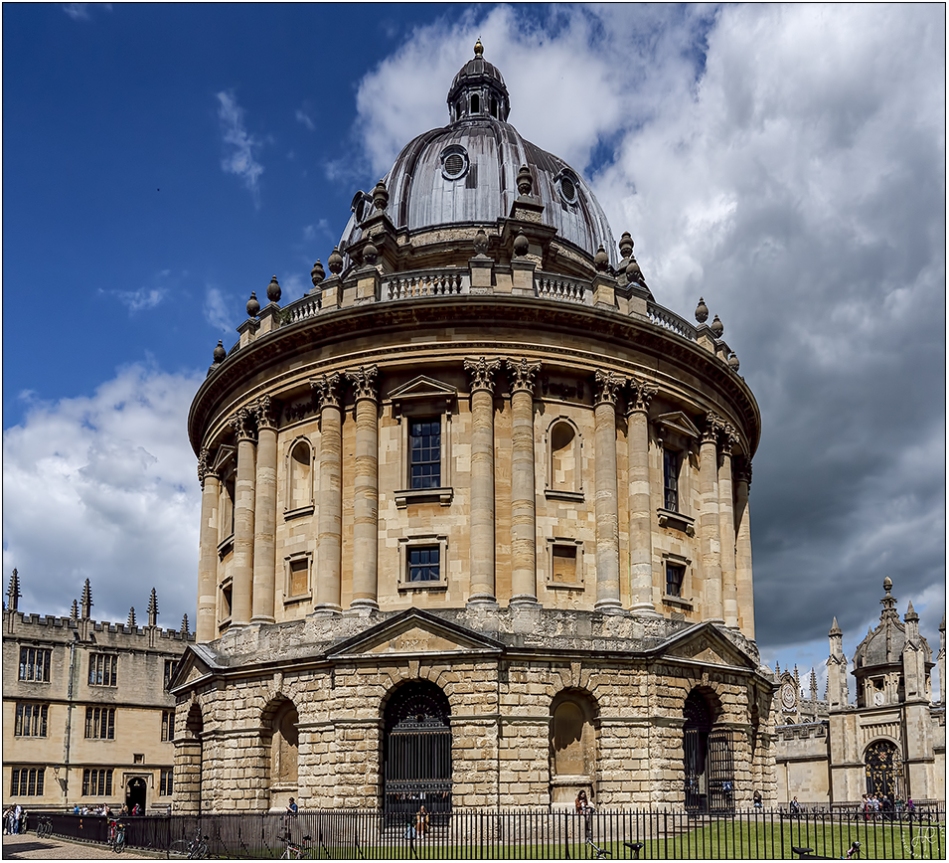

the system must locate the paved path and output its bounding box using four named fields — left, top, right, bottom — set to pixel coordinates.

left=2, top=833, right=163, bottom=860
